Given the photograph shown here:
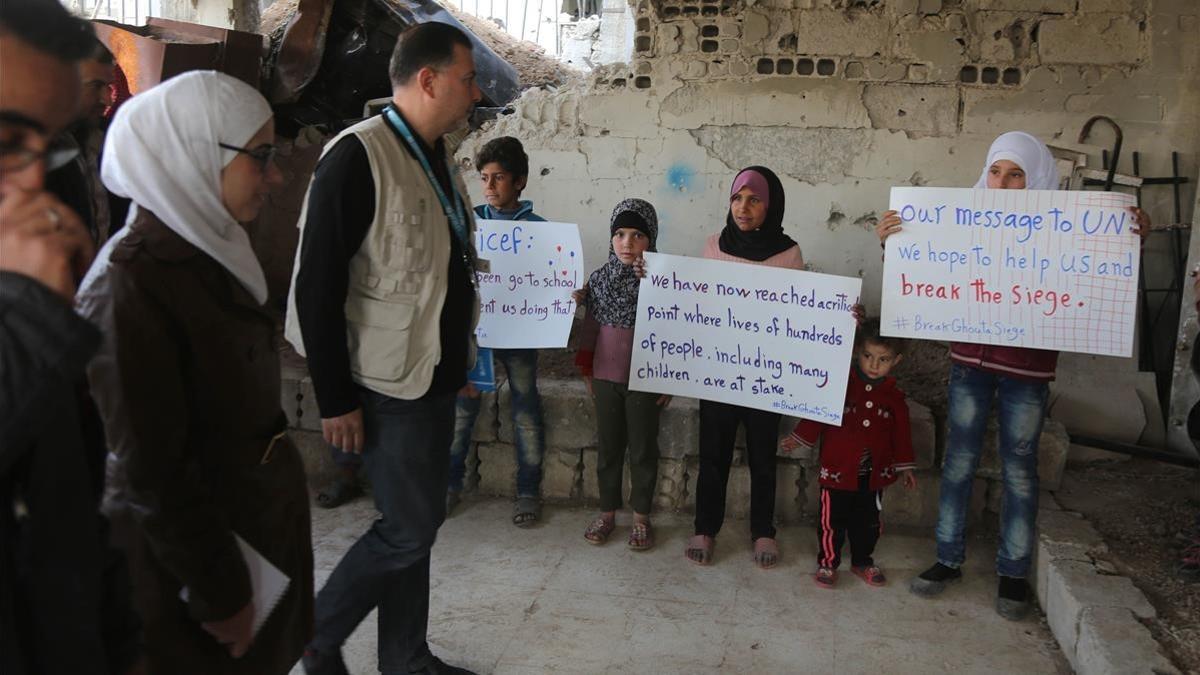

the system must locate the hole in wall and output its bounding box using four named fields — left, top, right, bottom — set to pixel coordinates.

left=663, top=6, right=680, bottom=17
left=797, top=58, right=815, bottom=75
left=981, top=66, right=999, bottom=84
left=776, top=58, right=794, bottom=74
left=637, top=17, right=650, bottom=30
left=701, top=39, right=718, bottom=52
left=959, top=65, right=978, bottom=82
left=701, top=5, right=718, bottom=15
left=635, top=35, right=652, bottom=51
left=1002, top=67, right=1021, bottom=85
left=897, top=109, right=907, bottom=117
left=844, top=61, right=864, bottom=78
left=816, top=58, right=835, bottom=76
left=682, top=5, right=699, bottom=15
left=540, top=168, right=550, bottom=176
left=778, top=33, right=797, bottom=51
left=635, top=76, right=652, bottom=88
left=757, top=58, right=775, bottom=74
left=612, top=78, right=627, bottom=87
left=701, top=25, right=719, bottom=37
